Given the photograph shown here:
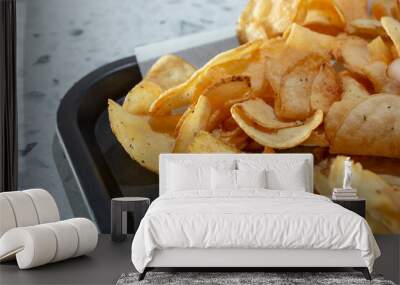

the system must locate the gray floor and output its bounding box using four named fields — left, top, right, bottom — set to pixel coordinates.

left=0, top=235, right=134, bottom=285
left=1, top=235, right=398, bottom=285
